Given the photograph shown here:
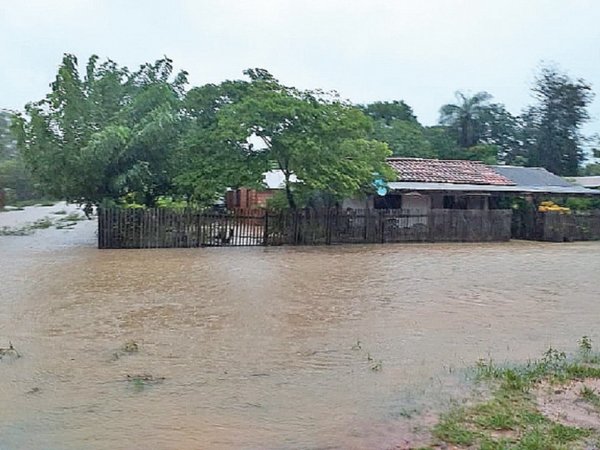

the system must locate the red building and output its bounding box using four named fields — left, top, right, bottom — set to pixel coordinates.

left=225, top=187, right=277, bottom=210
